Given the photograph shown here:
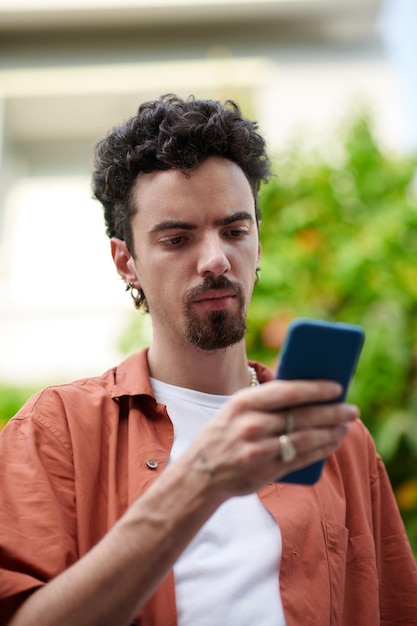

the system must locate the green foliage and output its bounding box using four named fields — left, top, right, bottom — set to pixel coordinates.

left=0, top=385, right=36, bottom=430
left=247, top=113, right=417, bottom=554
